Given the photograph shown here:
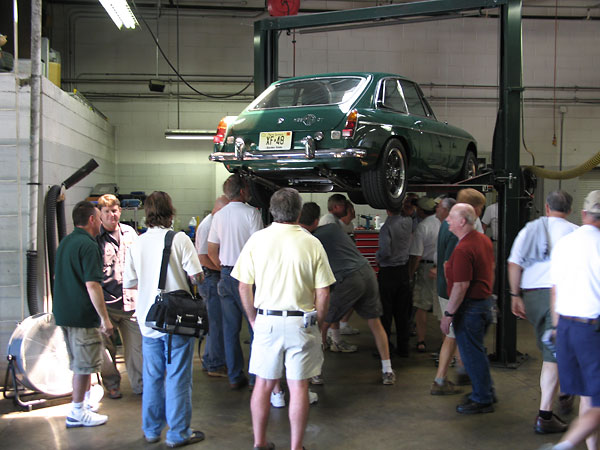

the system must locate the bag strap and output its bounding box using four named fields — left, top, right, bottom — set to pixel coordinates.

left=158, top=230, right=175, bottom=291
